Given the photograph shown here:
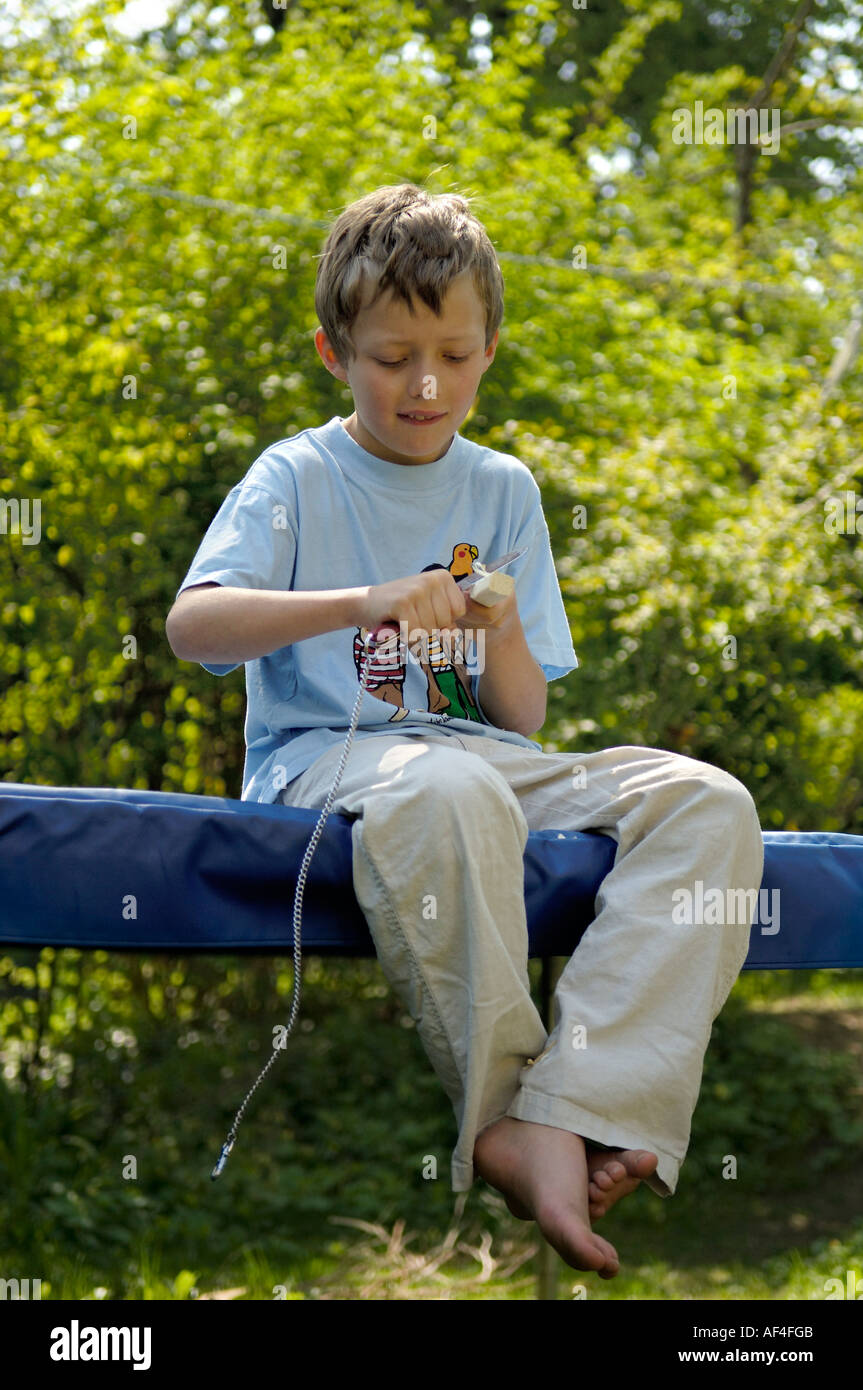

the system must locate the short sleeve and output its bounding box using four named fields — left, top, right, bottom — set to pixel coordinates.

left=506, top=496, right=578, bottom=682
left=174, top=483, right=298, bottom=676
